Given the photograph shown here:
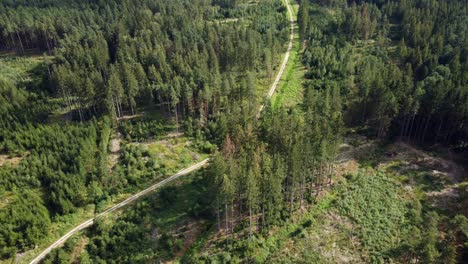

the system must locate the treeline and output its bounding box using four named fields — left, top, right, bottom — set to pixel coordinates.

left=0, top=0, right=290, bottom=259
left=208, top=84, right=343, bottom=243
left=0, top=191, right=51, bottom=258
left=0, top=118, right=111, bottom=258
left=0, top=0, right=289, bottom=123
left=298, top=0, right=468, bottom=148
